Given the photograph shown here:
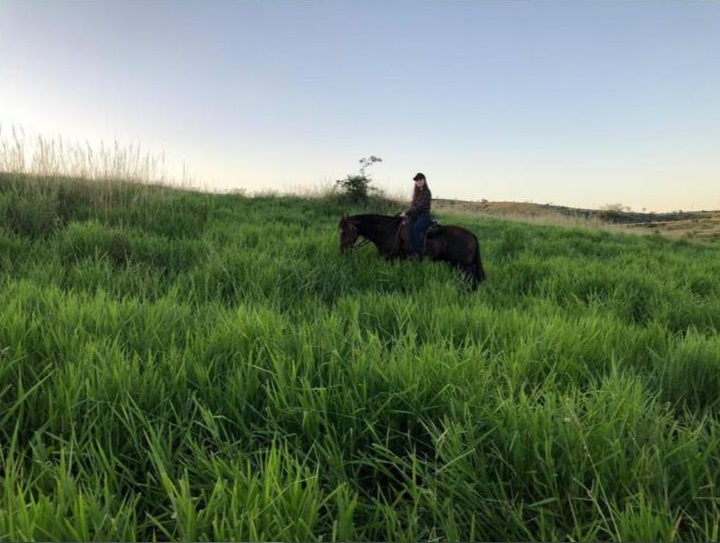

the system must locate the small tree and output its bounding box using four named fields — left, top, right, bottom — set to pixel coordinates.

left=335, top=155, right=382, bottom=203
